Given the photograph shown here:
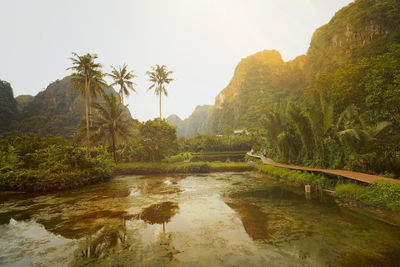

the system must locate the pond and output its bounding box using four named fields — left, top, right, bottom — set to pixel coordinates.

left=0, top=172, right=400, bottom=266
